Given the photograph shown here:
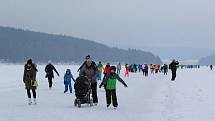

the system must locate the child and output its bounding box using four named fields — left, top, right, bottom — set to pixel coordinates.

left=124, top=64, right=129, bottom=77
left=99, top=66, right=128, bottom=109
left=97, top=61, right=104, bottom=80
left=64, top=69, right=75, bottom=93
